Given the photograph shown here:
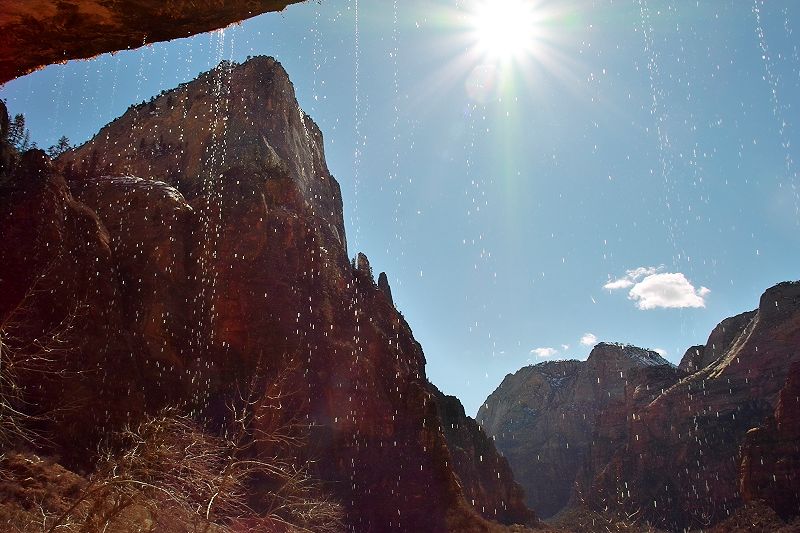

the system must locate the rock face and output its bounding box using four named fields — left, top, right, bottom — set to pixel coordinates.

left=430, top=384, right=534, bottom=526
left=1, top=57, right=533, bottom=532
left=739, top=360, right=800, bottom=520
left=592, top=282, right=800, bottom=530
left=678, top=310, right=757, bottom=373
left=0, top=0, right=300, bottom=84
left=480, top=282, right=800, bottom=530
left=477, top=344, right=681, bottom=519
left=0, top=150, right=165, bottom=465
left=378, top=272, right=394, bottom=306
